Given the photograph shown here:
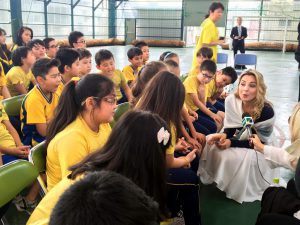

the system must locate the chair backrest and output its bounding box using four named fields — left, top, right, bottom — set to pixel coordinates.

left=180, top=73, right=188, bottom=82
left=234, top=54, right=257, bottom=67
left=2, top=95, right=25, bottom=117
left=114, top=102, right=130, bottom=122
left=217, top=53, right=228, bottom=65
left=0, top=160, right=38, bottom=207
left=29, top=141, right=46, bottom=173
